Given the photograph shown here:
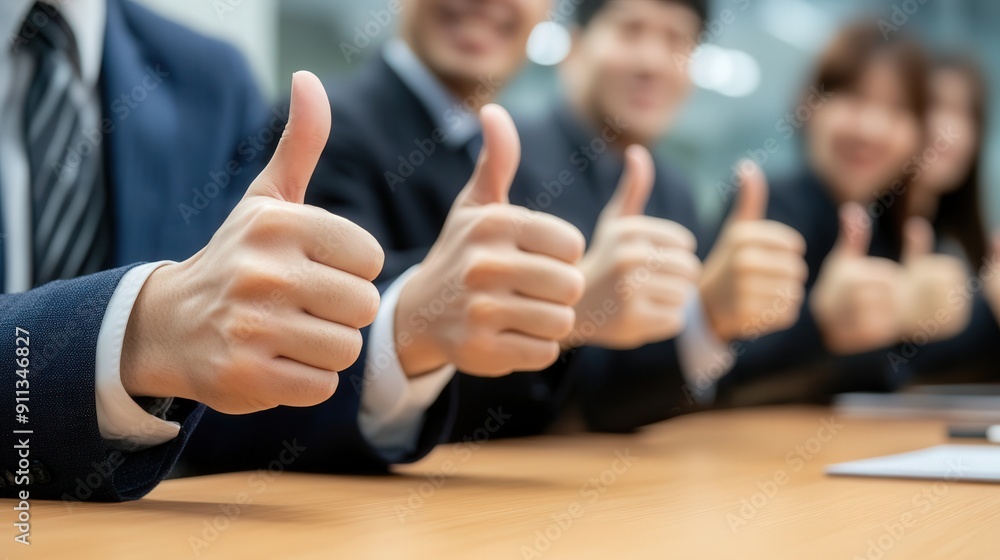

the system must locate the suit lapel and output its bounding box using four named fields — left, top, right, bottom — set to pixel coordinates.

left=100, top=0, right=177, bottom=266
